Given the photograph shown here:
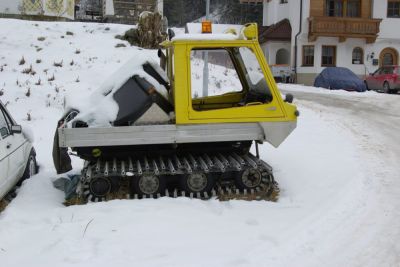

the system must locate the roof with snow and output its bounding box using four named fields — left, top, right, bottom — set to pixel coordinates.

left=259, top=19, right=292, bottom=44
